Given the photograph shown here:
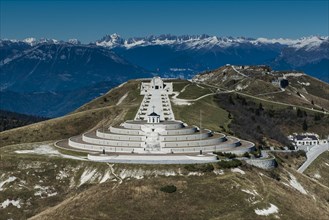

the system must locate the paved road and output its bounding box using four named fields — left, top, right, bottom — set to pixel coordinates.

left=298, top=143, right=329, bottom=173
